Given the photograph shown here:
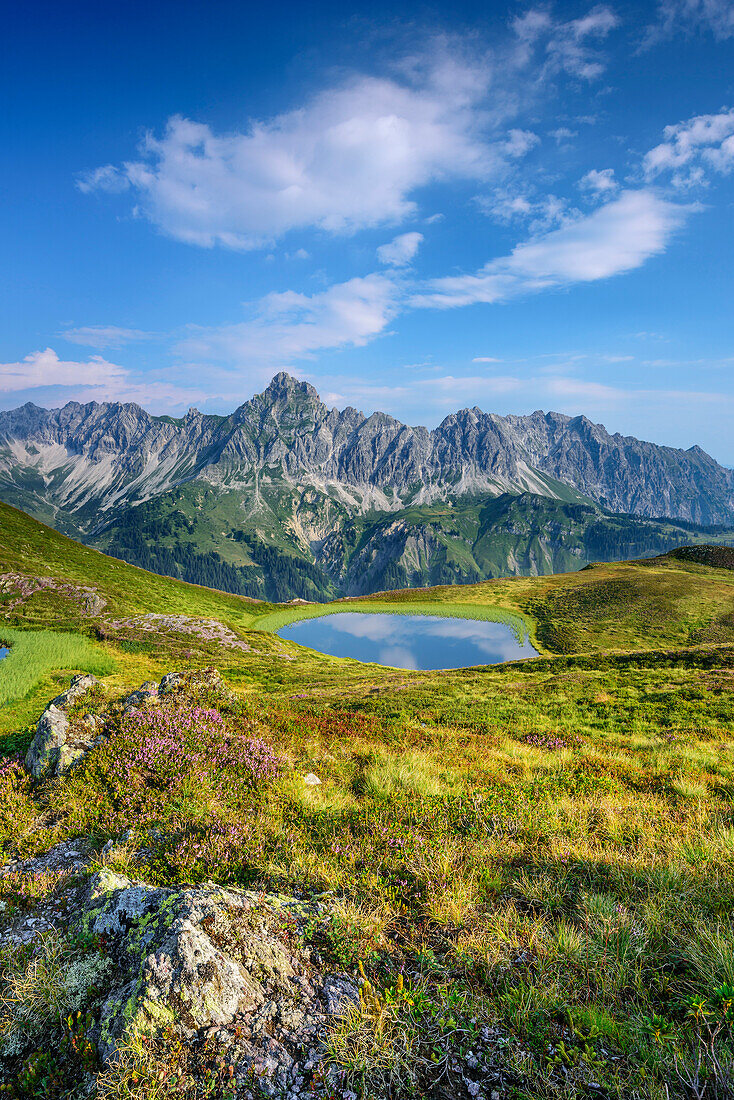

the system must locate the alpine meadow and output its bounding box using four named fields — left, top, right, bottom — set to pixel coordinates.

left=2, top=2, right=734, bottom=1099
